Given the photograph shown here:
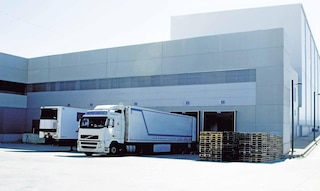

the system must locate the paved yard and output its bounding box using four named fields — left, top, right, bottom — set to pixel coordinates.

left=0, top=143, right=319, bottom=191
